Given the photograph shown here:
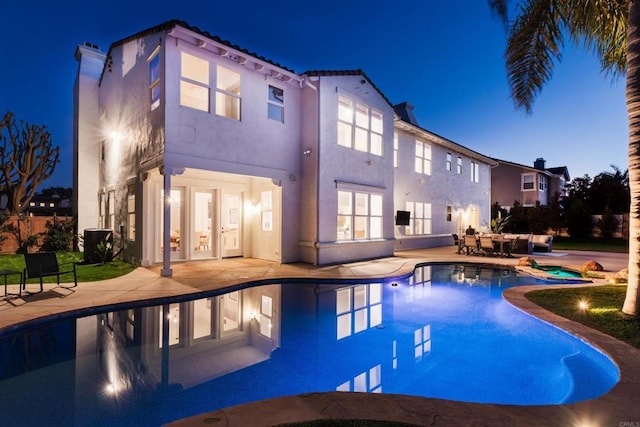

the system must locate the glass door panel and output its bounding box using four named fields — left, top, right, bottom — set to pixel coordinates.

left=221, top=291, right=241, bottom=336
left=221, top=192, right=242, bottom=257
left=193, top=191, right=213, bottom=259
